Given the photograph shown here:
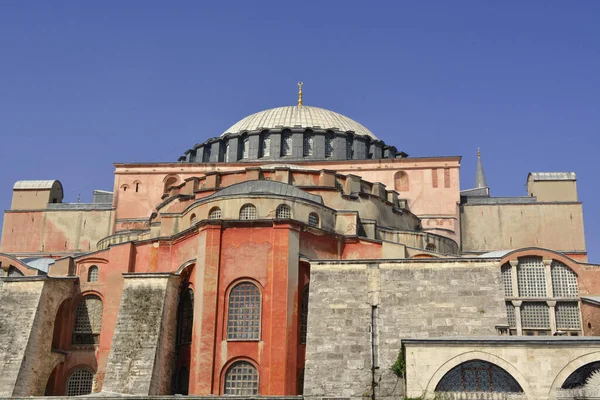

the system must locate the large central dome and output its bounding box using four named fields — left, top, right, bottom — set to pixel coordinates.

left=222, top=105, right=377, bottom=139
